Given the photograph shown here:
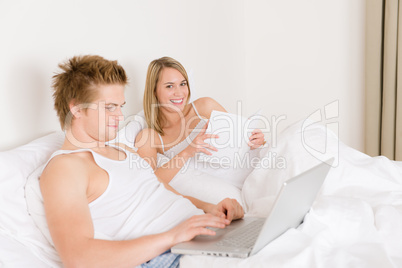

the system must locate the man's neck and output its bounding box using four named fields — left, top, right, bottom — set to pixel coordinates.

left=63, top=128, right=108, bottom=151
left=62, top=129, right=126, bottom=161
